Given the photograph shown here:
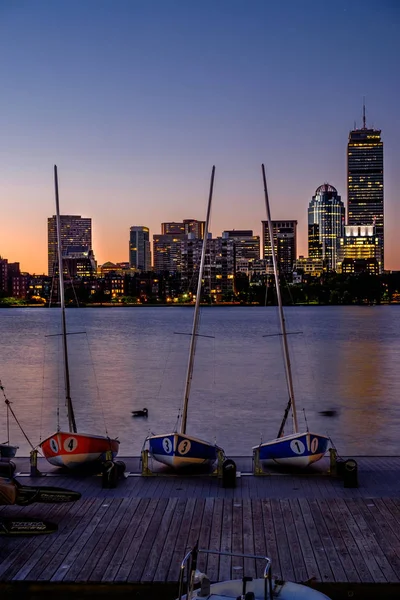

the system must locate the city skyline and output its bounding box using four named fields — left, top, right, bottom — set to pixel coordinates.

left=1, top=1, right=399, bottom=273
